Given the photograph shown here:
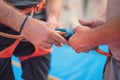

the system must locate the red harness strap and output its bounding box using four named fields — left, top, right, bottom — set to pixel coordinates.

left=0, top=39, right=21, bottom=58
left=19, top=0, right=51, bottom=61
left=19, top=46, right=51, bottom=61
left=22, top=0, right=45, bottom=14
